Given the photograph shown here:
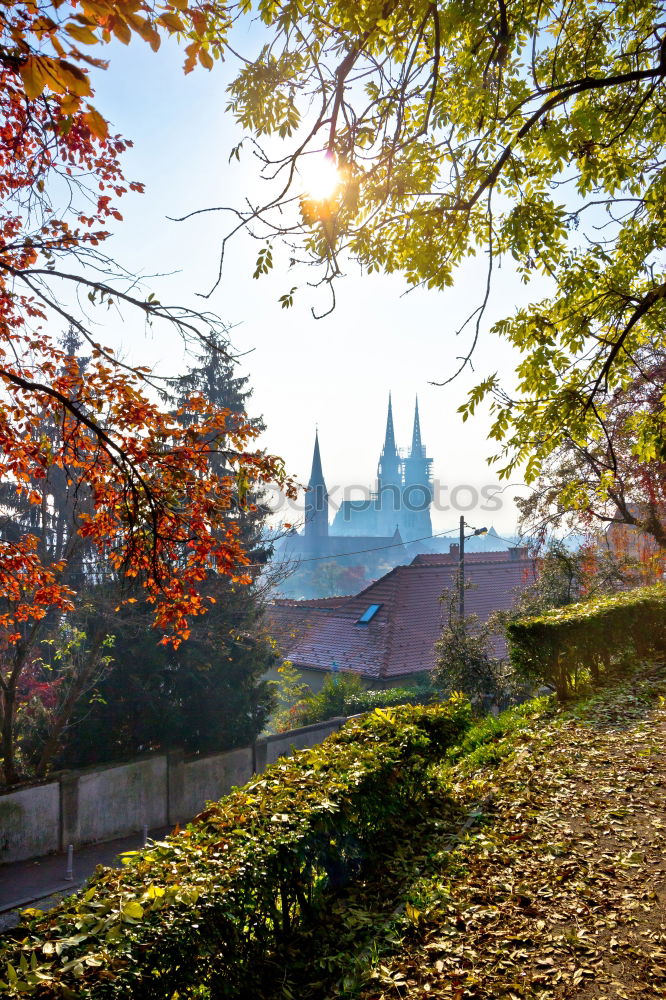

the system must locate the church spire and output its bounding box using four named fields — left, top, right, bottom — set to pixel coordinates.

left=304, top=429, right=329, bottom=539
left=410, top=396, right=423, bottom=457
left=402, top=394, right=433, bottom=542
left=383, top=391, right=397, bottom=456
left=377, top=392, right=402, bottom=527
left=309, top=428, right=325, bottom=488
